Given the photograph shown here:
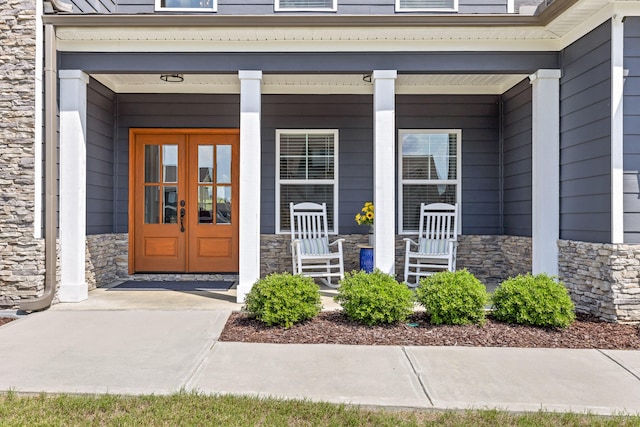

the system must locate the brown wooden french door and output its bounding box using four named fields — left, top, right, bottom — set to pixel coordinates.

left=129, top=129, right=239, bottom=273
